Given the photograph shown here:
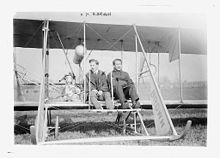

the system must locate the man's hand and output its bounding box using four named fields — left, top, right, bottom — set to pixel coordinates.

left=119, top=80, right=127, bottom=88
left=97, top=90, right=103, bottom=96
left=92, top=89, right=98, bottom=94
